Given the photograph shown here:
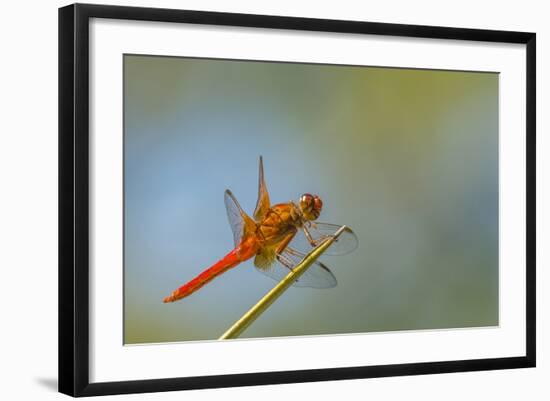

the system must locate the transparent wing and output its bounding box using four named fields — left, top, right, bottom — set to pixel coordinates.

left=254, top=246, right=337, bottom=289
left=290, top=222, right=358, bottom=256
left=224, top=190, right=256, bottom=247
left=253, top=156, right=271, bottom=222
